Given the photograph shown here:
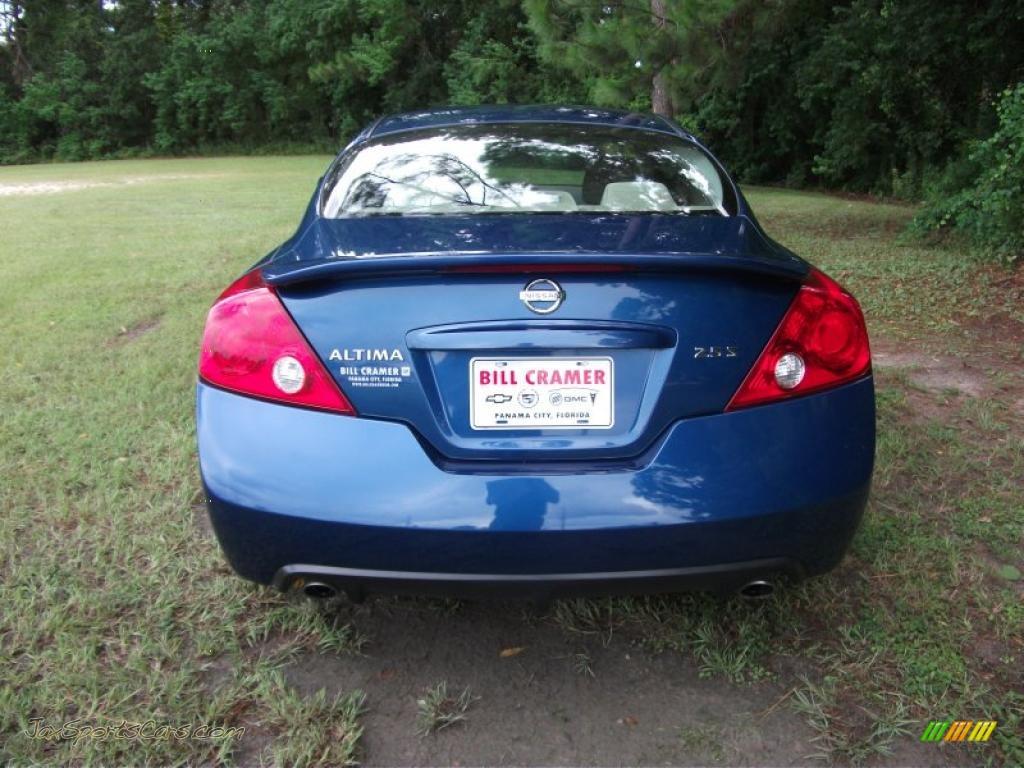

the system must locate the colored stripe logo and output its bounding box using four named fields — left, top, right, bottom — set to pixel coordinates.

left=921, top=721, right=997, bottom=742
